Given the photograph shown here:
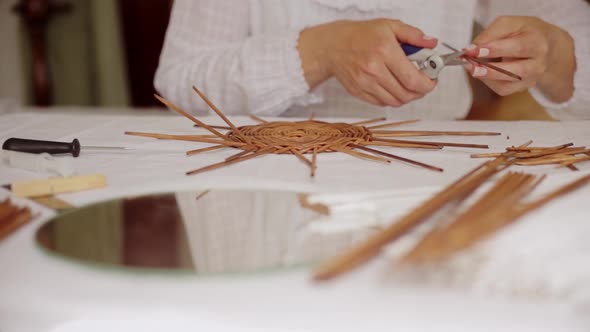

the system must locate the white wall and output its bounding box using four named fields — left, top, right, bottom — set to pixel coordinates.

left=0, top=0, right=24, bottom=107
